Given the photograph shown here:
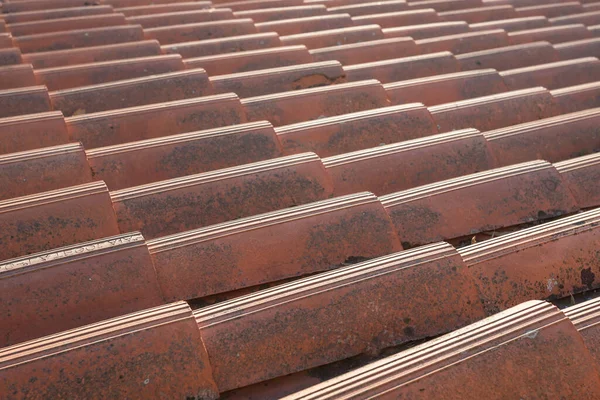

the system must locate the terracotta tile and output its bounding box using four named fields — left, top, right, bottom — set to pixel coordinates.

left=383, top=21, right=469, bottom=39
left=565, top=297, right=600, bottom=367
left=384, top=69, right=508, bottom=106
left=280, top=25, right=384, bottom=48
left=305, top=0, right=385, bottom=7
left=459, top=208, right=600, bottom=314
left=550, top=11, right=600, bottom=26
left=328, top=1, right=408, bottom=17
left=1, top=0, right=102, bottom=13
left=14, top=25, right=144, bottom=53
left=555, top=38, right=600, bottom=60
left=585, top=2, right=600, bottom=11
left=21, top=40, right=161, bottom=69
left=555, top=152, right=600, bottom=208
left=242, top=79, right=390, bottom=126
left=104, top=0, right=207, bottom=7
left=484, top=108, right=600, bottom=165
left=309, top=37, right=420, bottom=64
left=218, top=0, right=303, bottom=11
left=67, top=94, right=246, bottom=148
left=0, top=182, right=120, bottom=261
left=126, top=9, right=235, bottom=28
left=0, top=232, right=165, bottom=347
left=111, top=152, right=334, bottom=238
left=0, top=302, right=219, bottom=399
left=144, top=19, right=257, bottom=45
left=0, top=34, right=13, bottom=49
left=0, top=85, right=51, bottom=118
left=234, top=5, right=328, bottom=22
left=439, top=5, right=517, bottom=23
left=500, top=57, right=600, bottom=90
left=0, top=112, right=69, bottom=155
left=484, top=0, right=572, bottom=6
left=195, top=242, right=485, bottom=392
left=352, top=9, right=440, bottom=28
left=469, top=15, right=549, bottom=31
left=256, top=14, right=353, bottom=35
left=50, top=69, right=213, bottom=117
left=588, top=24, right=600, bottom=37
left=87, top=121, right=282, bottom=190
left=211, top=61, right=345, bottom=97
left=430, top=87, right=557, bottom=132
left=408, top=0, right=482, bottom=11
left=1, top=5, right=115, bottom=24
left=344, top=52, right=459, bottom=83
left=516, top=2, right=585, bottom=18
left=185, top=45, right=312, bottom=75
left=161, top=32, right=282, bottom=58
left=36, top=54, right=185, bottom=91
left=381, top=160, right=579, bottom=247
left=276, top=104, right=438, bottom=157
left=416, top=29, right=510, bottom=54
left=7, top=14, right=127, bottom=37
left=0, top=143, right=93, bottom=200
left=284, top=301, right=600, bottom=399
left=323, top=128, right=494, bottom=196
left=115, top=2, right=212, bottom=16
left=456, top=41, right=560, bottom=70
left=551, top=81, right=600, bottom=113
left=0, top=64, right=35, bottom=90
left=508, top=24, right=592, bottom=44
left=148, top=192, right=402, bottom=301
